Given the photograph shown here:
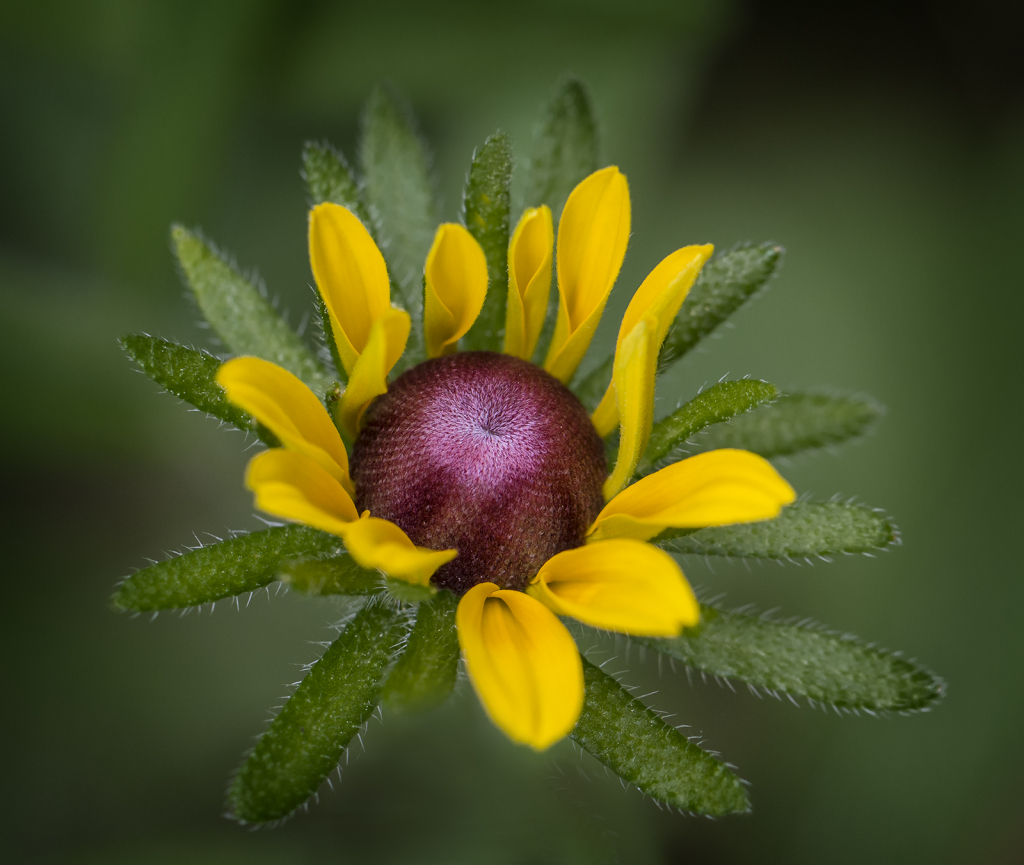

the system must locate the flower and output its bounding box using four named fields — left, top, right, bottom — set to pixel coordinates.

left=216, top=166, right=796, bottom=751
